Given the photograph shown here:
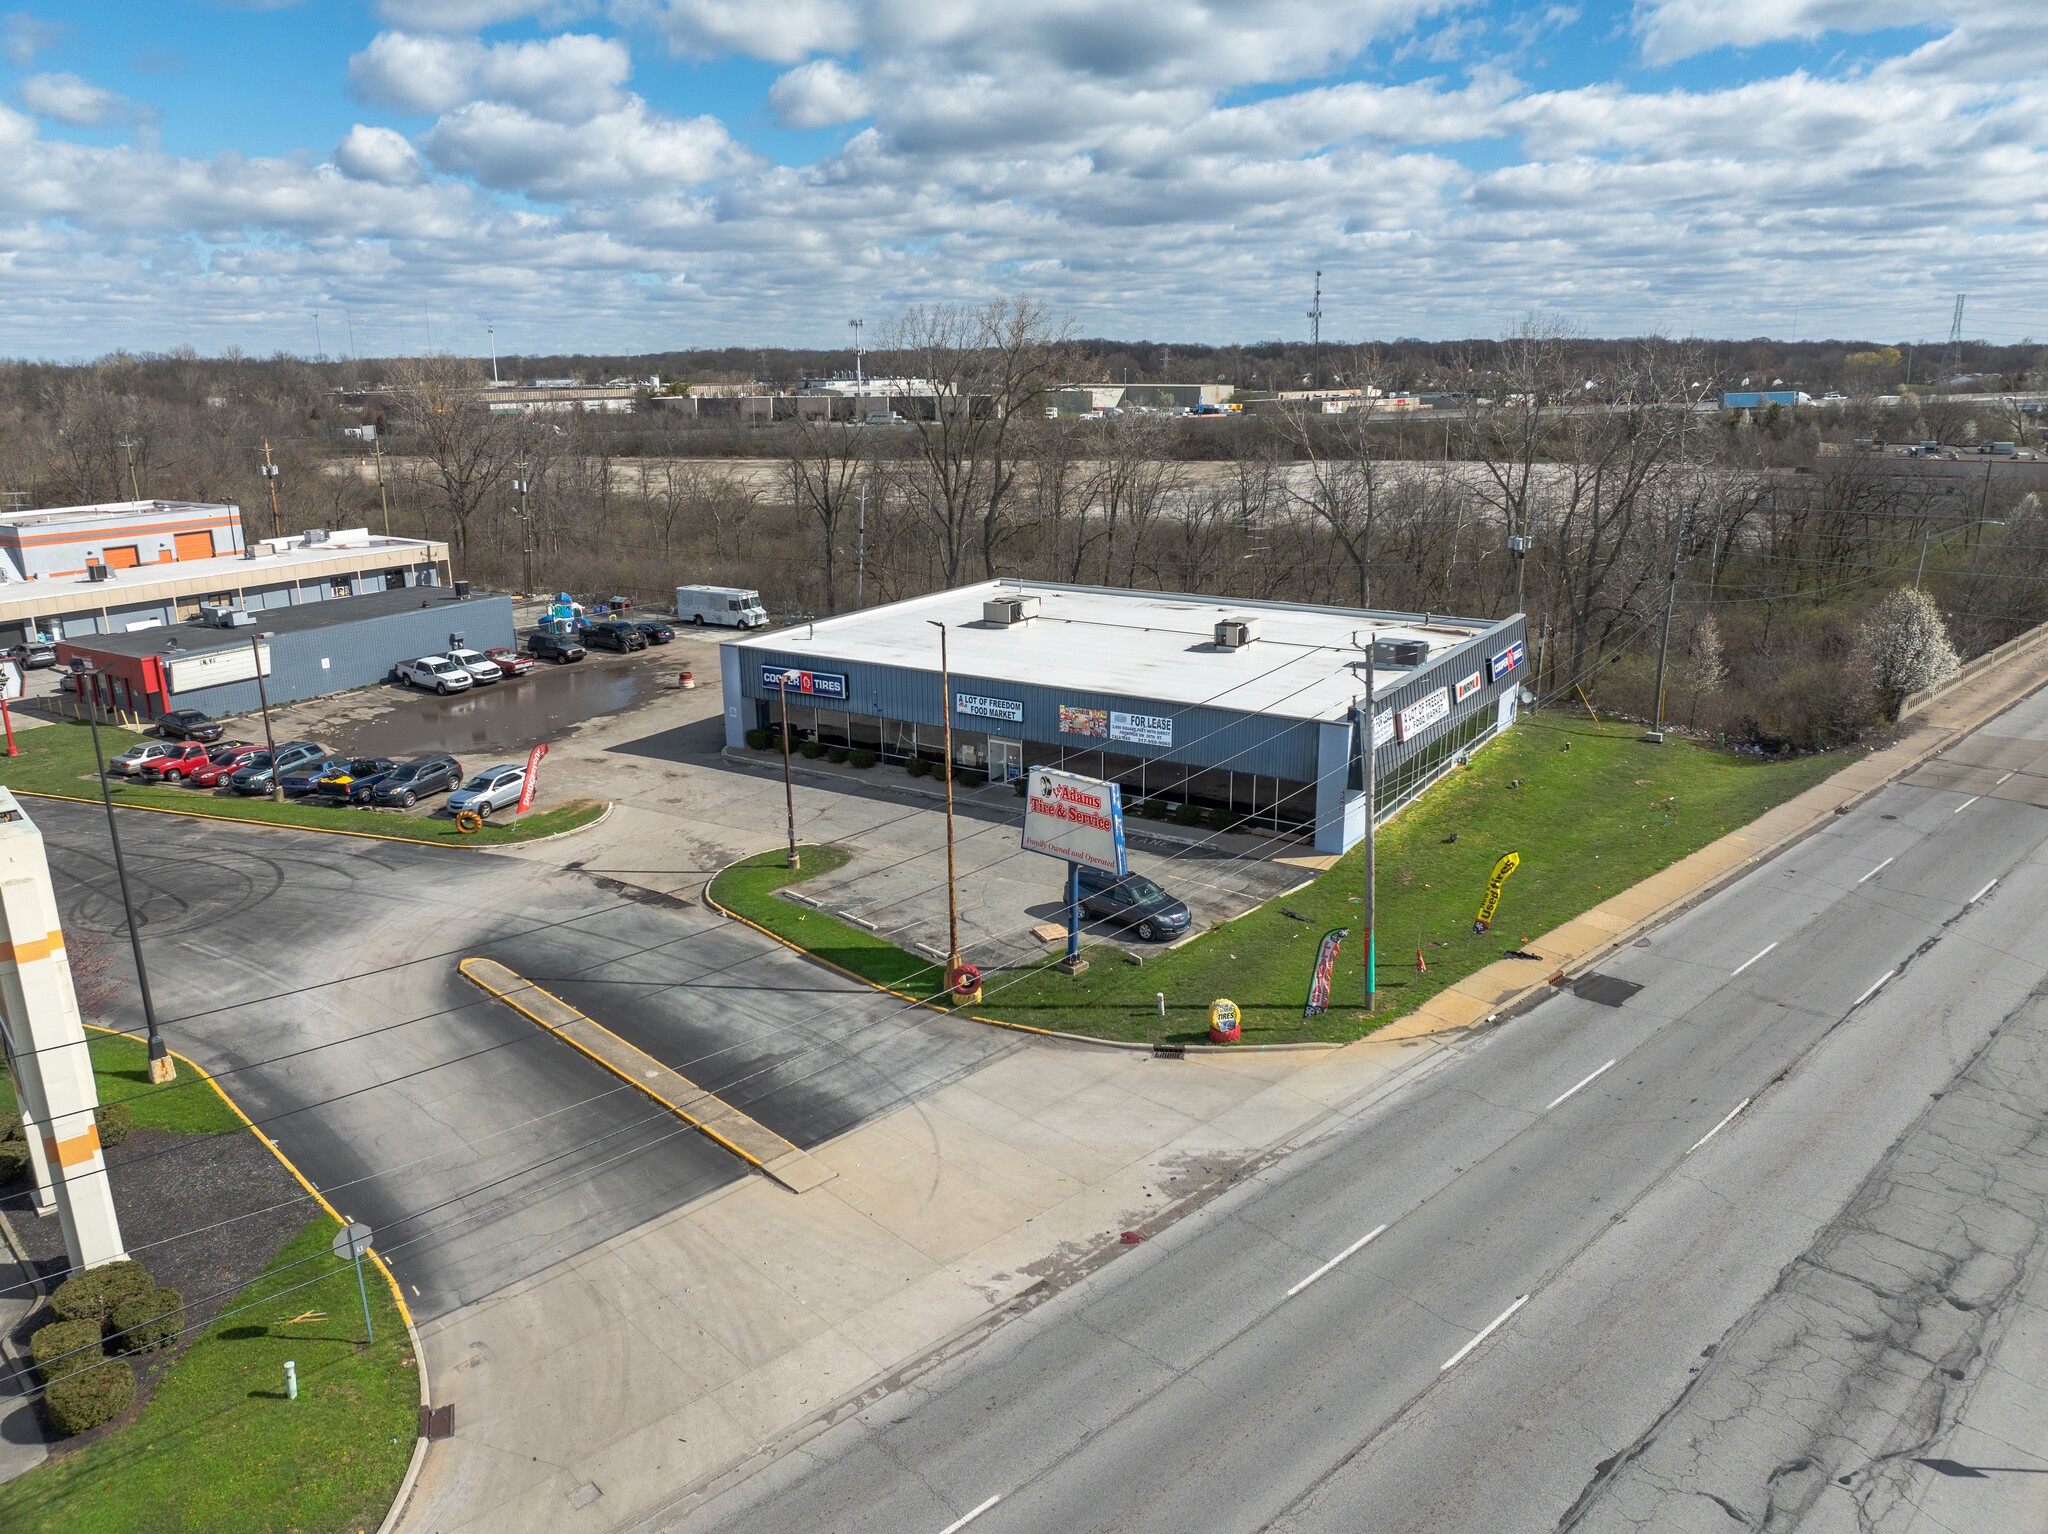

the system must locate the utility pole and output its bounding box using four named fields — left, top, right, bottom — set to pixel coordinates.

left=854, top=479, right=867, bottom=609
left=372, top=435, right=391, bottom=536
left=1646, top=501, right=1693, bottom=743
left=776, top=672, right=800, bottom=869
left=929, top=621, right=961, bottom=982
left=260, top=441, right=282, bottom=538
left=1362, top=649, right=1377, bottom=1012
left=513, top=462, right=532, bottom=595
left=1306, top=270, right=1322, bottom=391
left=117, top=436, right=142, bottom=502
left=251, top=632, right=283, bottom=804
